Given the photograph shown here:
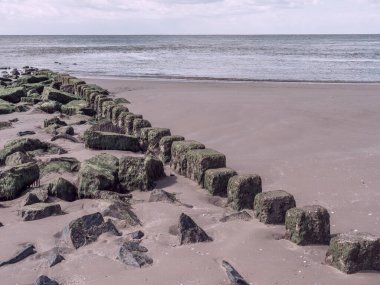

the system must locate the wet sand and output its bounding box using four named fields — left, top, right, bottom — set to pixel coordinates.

left=1, top=79, right=380, bottom=284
